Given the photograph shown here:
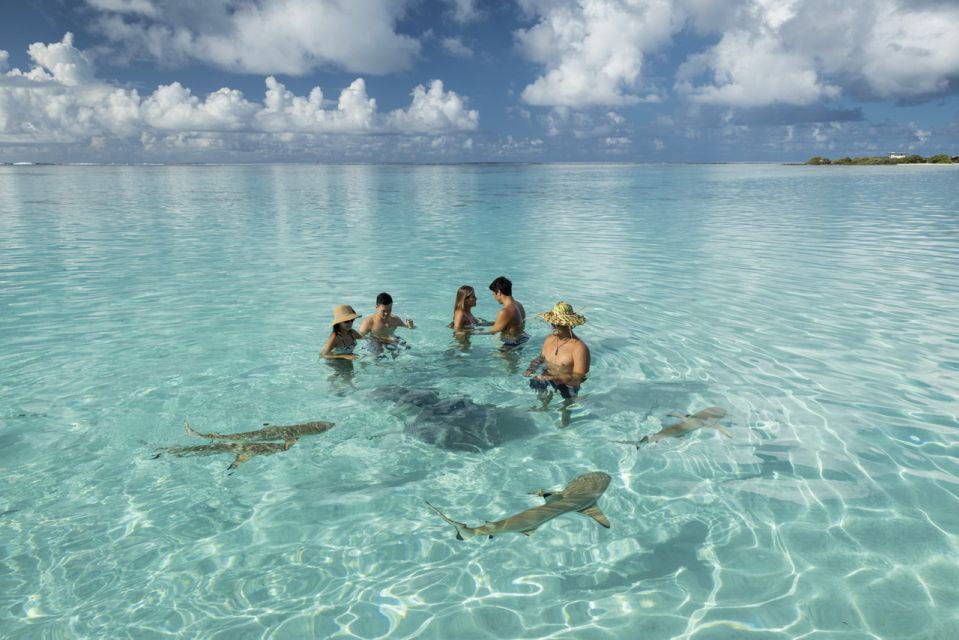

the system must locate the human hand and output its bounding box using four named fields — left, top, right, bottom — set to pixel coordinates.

left=523, top=368, right=534, bottom=377
left=405, top=319, right=415, bottom=329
